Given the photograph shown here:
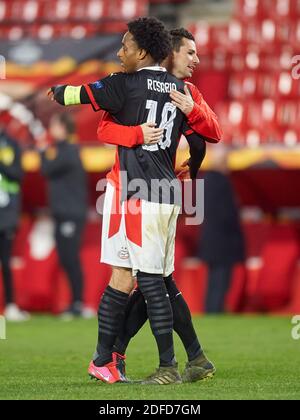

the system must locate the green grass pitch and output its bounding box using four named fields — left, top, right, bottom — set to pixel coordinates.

left=0, top=315, right=299, bottom=400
